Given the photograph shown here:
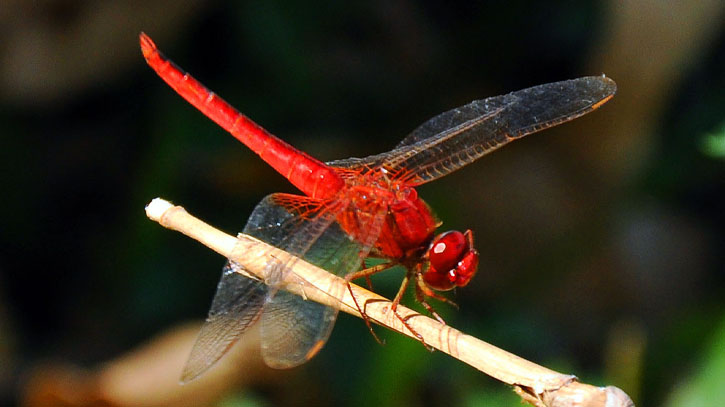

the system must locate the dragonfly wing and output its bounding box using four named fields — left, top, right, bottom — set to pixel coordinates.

left=260, top=289, right=335, bottom=368
left=181, top=261, right=267, bottom=383
left=181, top=193, right=354, bottom=379
left=330, top=76, right=616, bottom=185
left=244, top=193, right=385, bottom=368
